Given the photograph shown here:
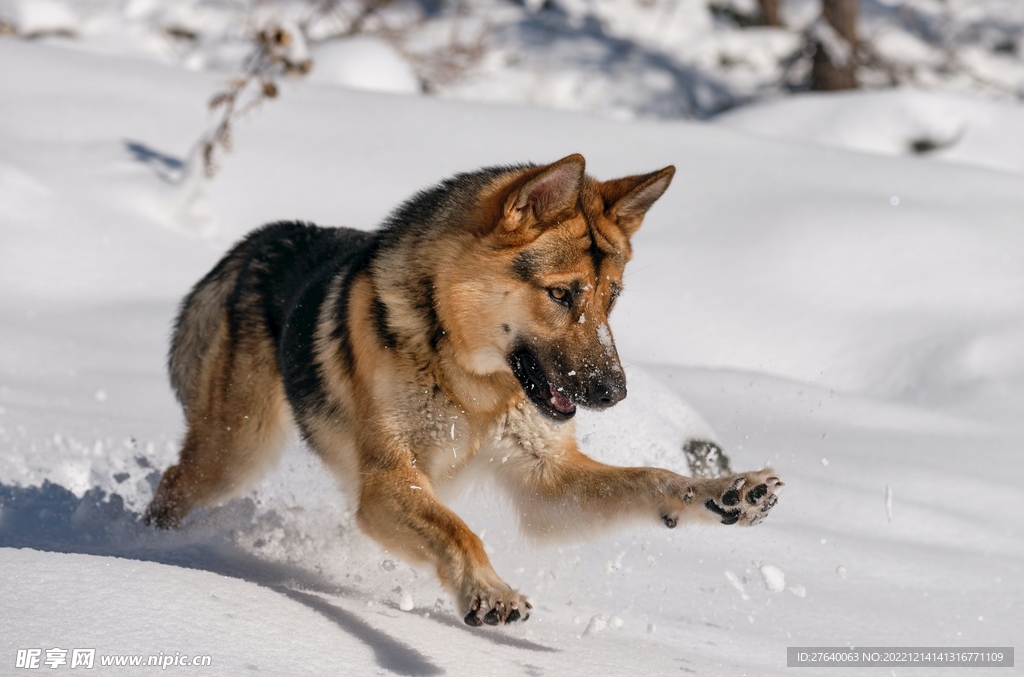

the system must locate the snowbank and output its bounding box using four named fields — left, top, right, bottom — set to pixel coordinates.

left=714, top=88, right=1024, bottom=175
